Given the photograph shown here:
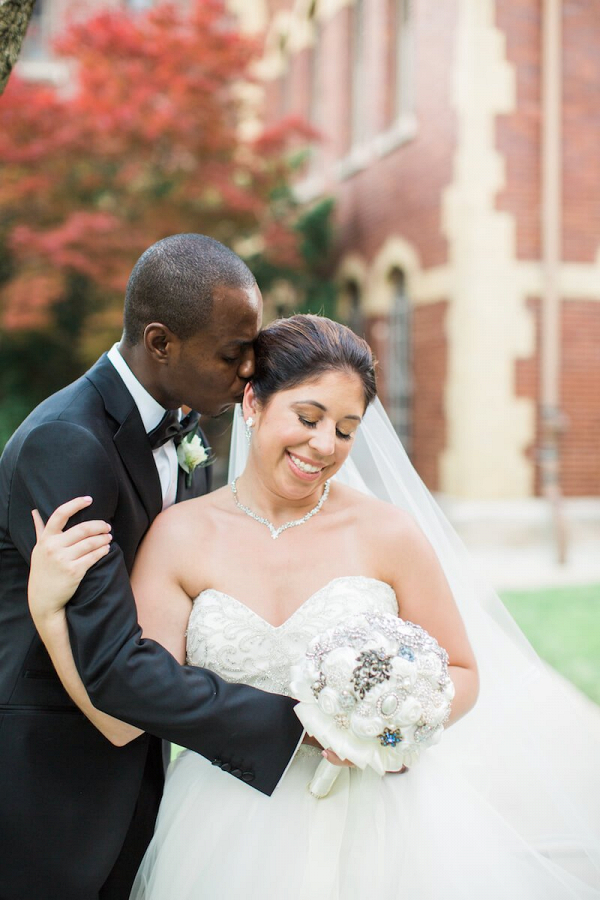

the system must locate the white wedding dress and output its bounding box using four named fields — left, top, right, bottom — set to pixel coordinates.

left=130, top=575, right=598, bottom=900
